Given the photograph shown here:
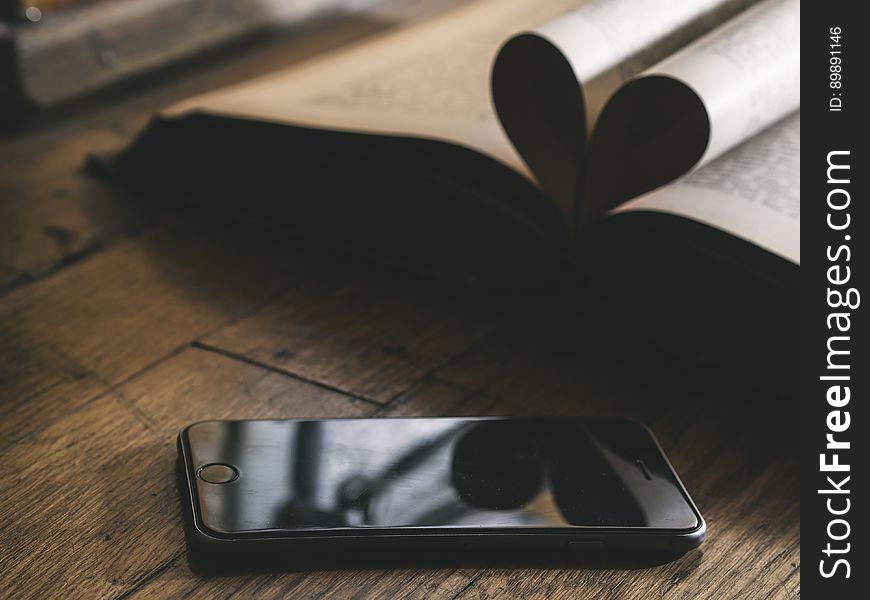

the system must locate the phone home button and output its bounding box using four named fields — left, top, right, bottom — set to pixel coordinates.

left=197, top=463, right=239, bottom=484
